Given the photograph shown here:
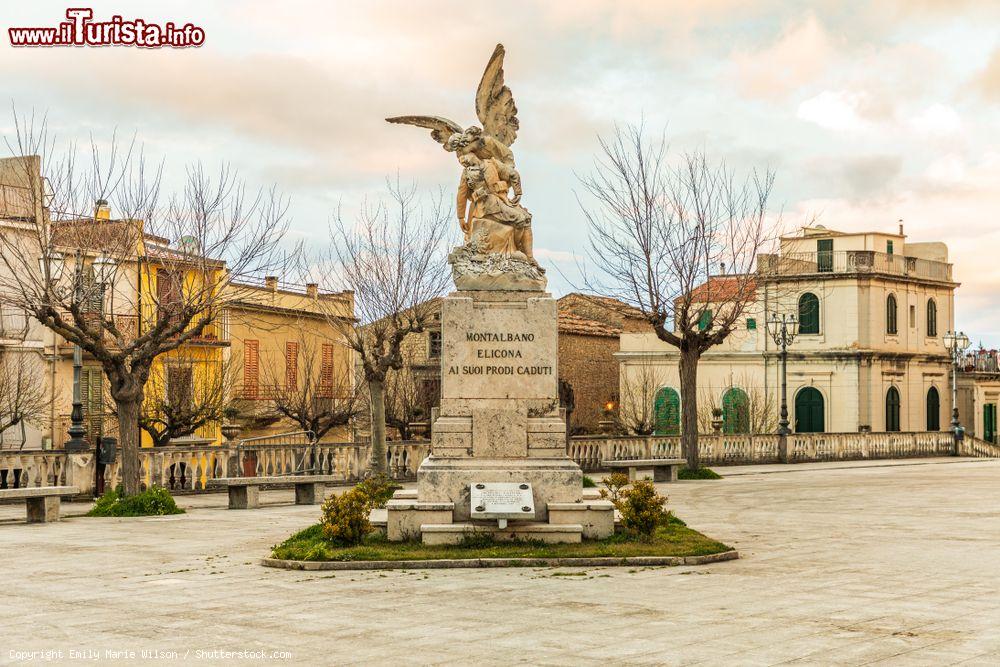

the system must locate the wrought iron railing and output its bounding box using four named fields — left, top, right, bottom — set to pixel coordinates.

left=759, top=250, right=952, bottom=282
